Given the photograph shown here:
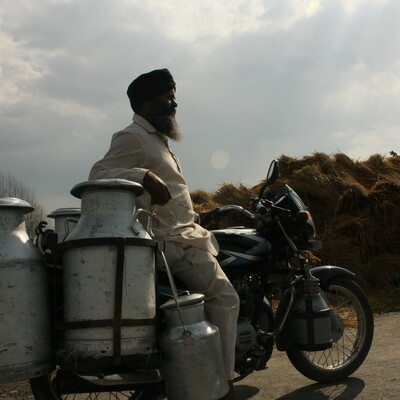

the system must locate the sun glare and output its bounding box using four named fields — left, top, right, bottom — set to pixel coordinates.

left=211, top=150, right=231, bottom=170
